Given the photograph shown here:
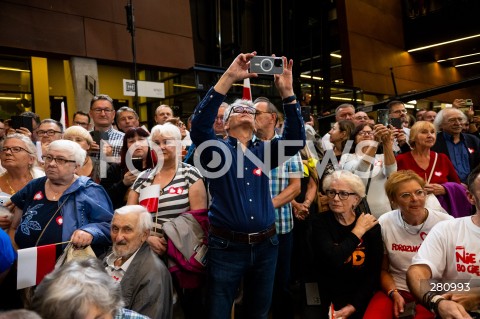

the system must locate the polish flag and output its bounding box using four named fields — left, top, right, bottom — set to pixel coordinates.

left=243, top=78, right=252, bottom=101
left=17, top=244, right=57, bottom=289
left=139, top=184, right=161, bottom=213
